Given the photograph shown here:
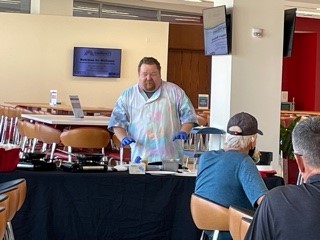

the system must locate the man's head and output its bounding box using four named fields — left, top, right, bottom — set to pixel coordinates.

left=227, top=112, right=263, bottom=136
left=138, top=57, right=162, bottom=92
left=292, top=117, right=320, bottom=175
left=225, top=112, right=263, bottom=151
